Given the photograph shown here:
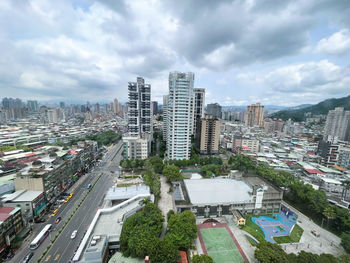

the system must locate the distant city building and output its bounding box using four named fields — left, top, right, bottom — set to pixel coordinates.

left=152, top=101, right=158, bottom=115
left=27, top=100, right=38, bottom=112
left=206, top=103, right=222, bottom=119
left=324, top=107, right=350, bottom=143
left=122, top=136, right=148, bottom=159
left=2, top=98, right=22, bottom=109
left=165, top=72, right=194, bottom=160
left=47, top=109, right=58, bottom=123
left=127, top=77, right=152, bottom=137
left=193, top=88, right=205, bottom=136
left=199, top=115, right=220, bottom=155
left=264, top=118, right=284, bottom=133
left=113, top=98, right=123, bottom=116
left=233, top=136, right=260, bottom=153
left=59, top=102, right=65, bottom=109
left=338, top=146, right=350, bottom=169
left=318, top=141, right=340, bottom=167
left=245, top=103, right=264, bottom=127
left=162, top=95, right=169, bottom=139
